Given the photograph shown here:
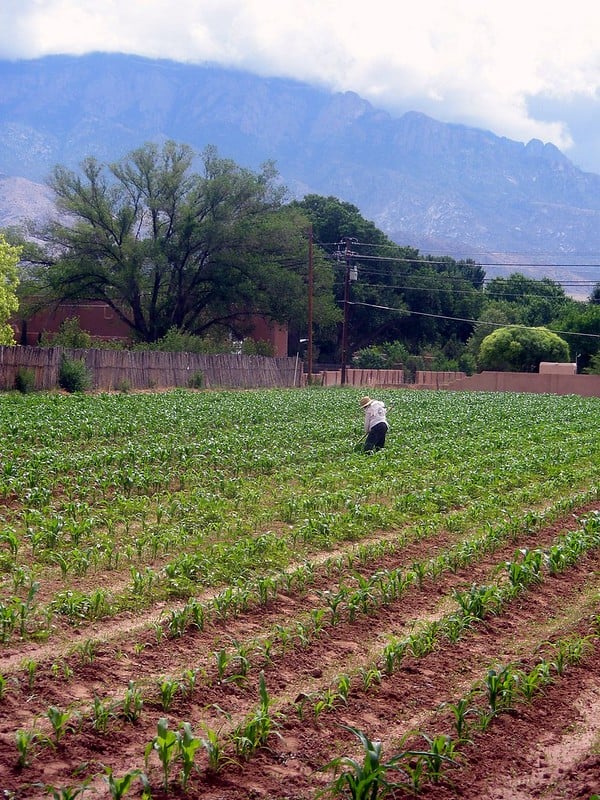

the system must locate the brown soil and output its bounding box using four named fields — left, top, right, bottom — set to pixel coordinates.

left=0, top=504, right=599, bottom=799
